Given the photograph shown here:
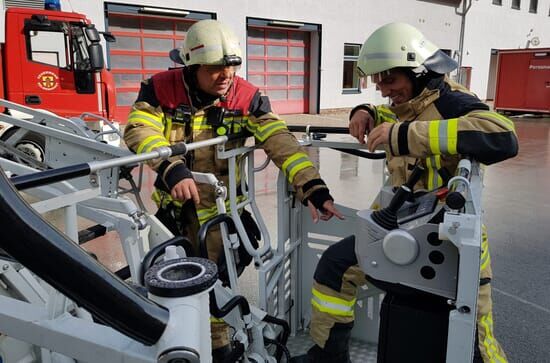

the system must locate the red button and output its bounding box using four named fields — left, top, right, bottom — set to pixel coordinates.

left=436, top=187, right=449, bottom=200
